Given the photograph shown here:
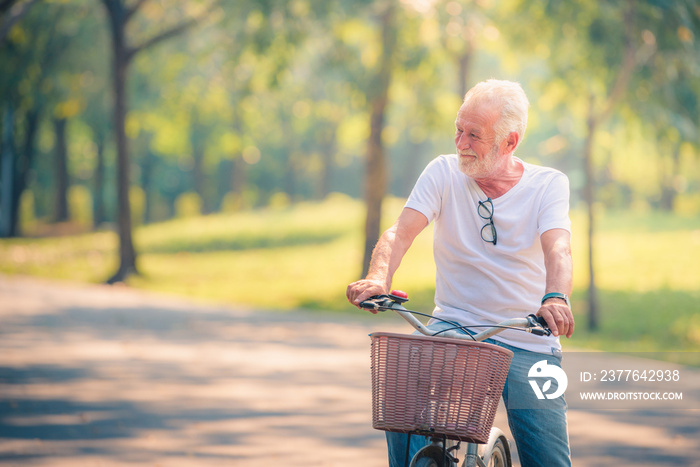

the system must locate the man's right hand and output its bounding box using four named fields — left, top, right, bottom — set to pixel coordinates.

left=346, top=279, right=388, bottom=314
